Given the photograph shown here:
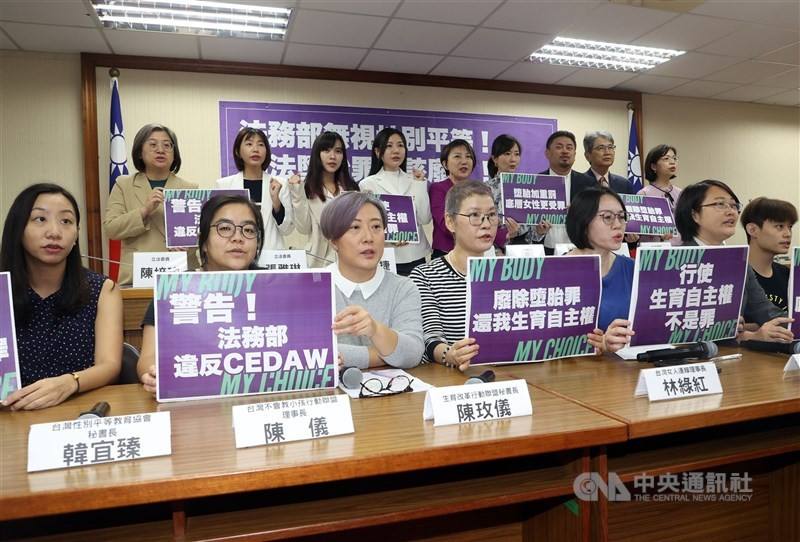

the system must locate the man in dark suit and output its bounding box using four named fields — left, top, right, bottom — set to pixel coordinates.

left=582, top=130, right=634, bottom=195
